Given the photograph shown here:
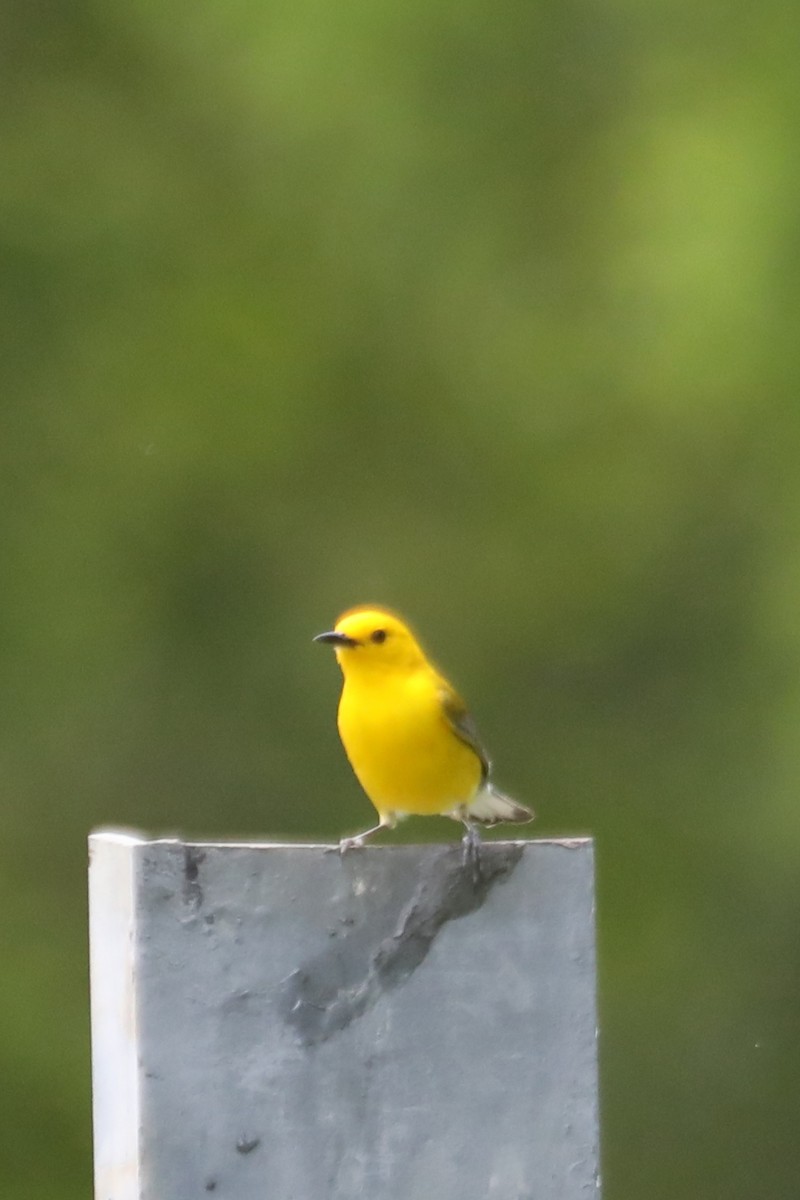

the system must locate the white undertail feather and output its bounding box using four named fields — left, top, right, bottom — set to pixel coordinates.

left=466, top=785, right=534, bottom=826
